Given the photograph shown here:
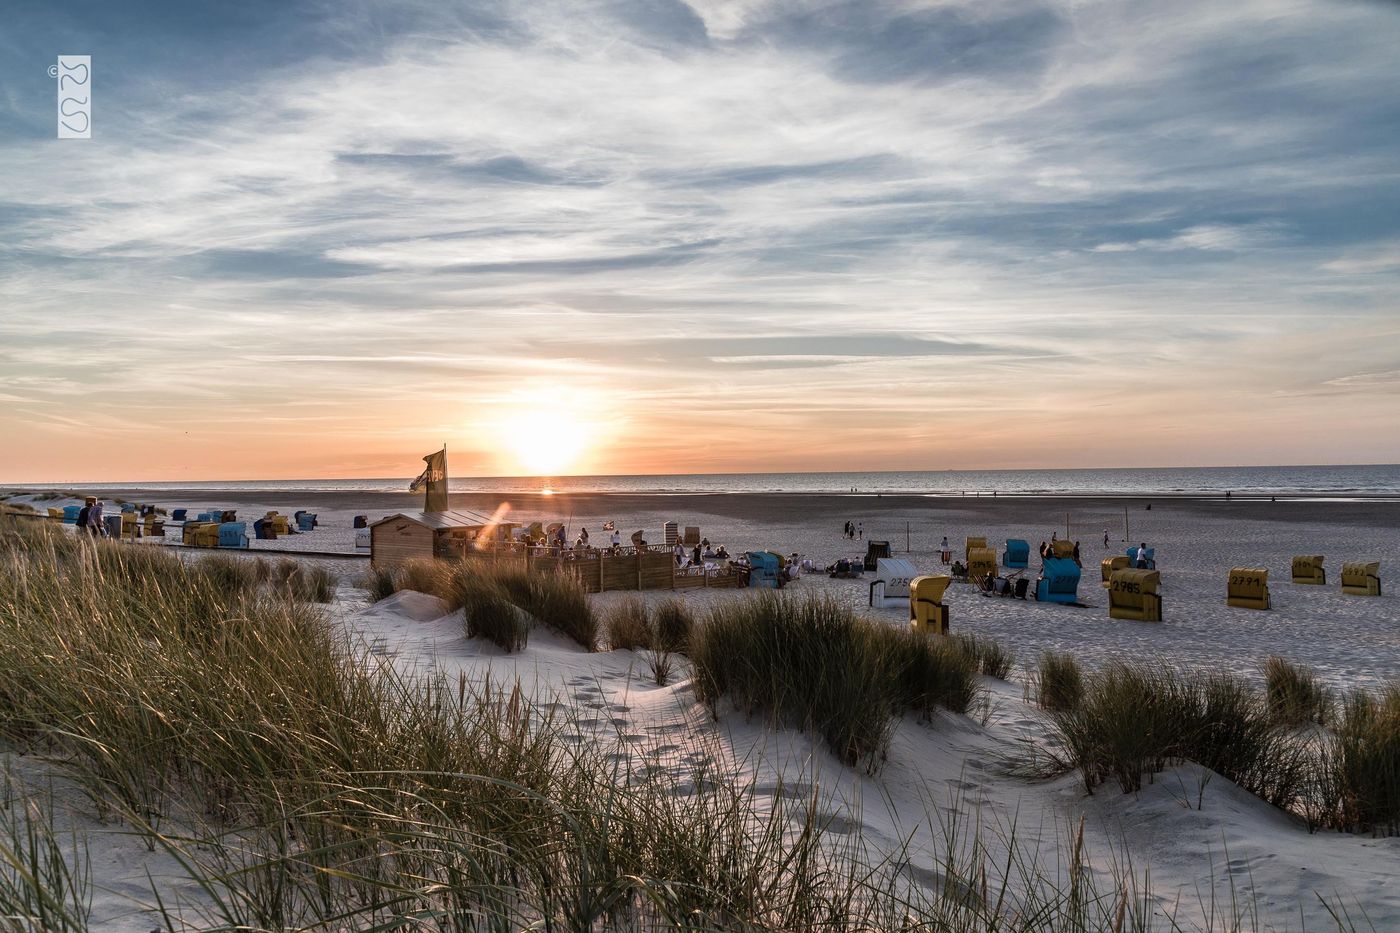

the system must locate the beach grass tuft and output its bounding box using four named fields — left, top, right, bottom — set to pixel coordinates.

left=953, top=633, right=1016, bottom=680
left=1264, top=656, right=1332, bottom=727
left=604, top=596, right=652, bottom=651
left=691, top=592, right=979, bottom=769
left=653, top=598, right=695, bottom=655
left=1036, top=651, right=1084, bottom=711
